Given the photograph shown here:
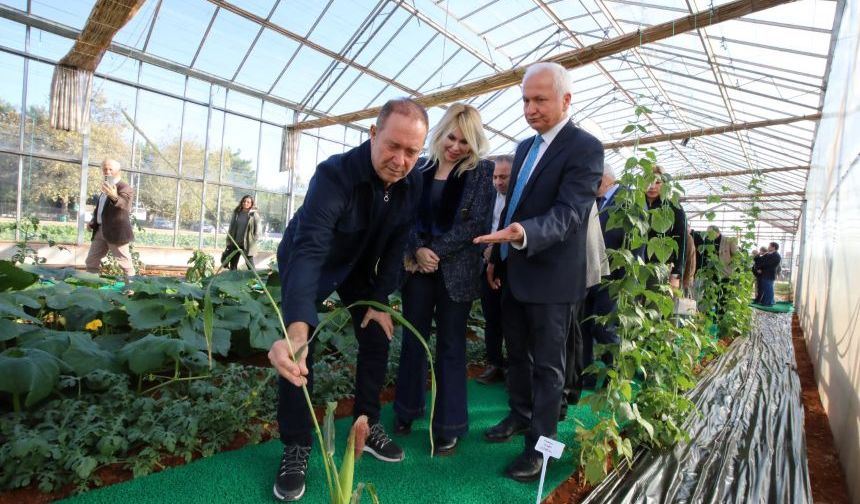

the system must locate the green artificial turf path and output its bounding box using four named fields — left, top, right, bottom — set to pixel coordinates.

left=61, top=380, right=599, bottom=504
left=751, top=301, right=794, bottom=313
